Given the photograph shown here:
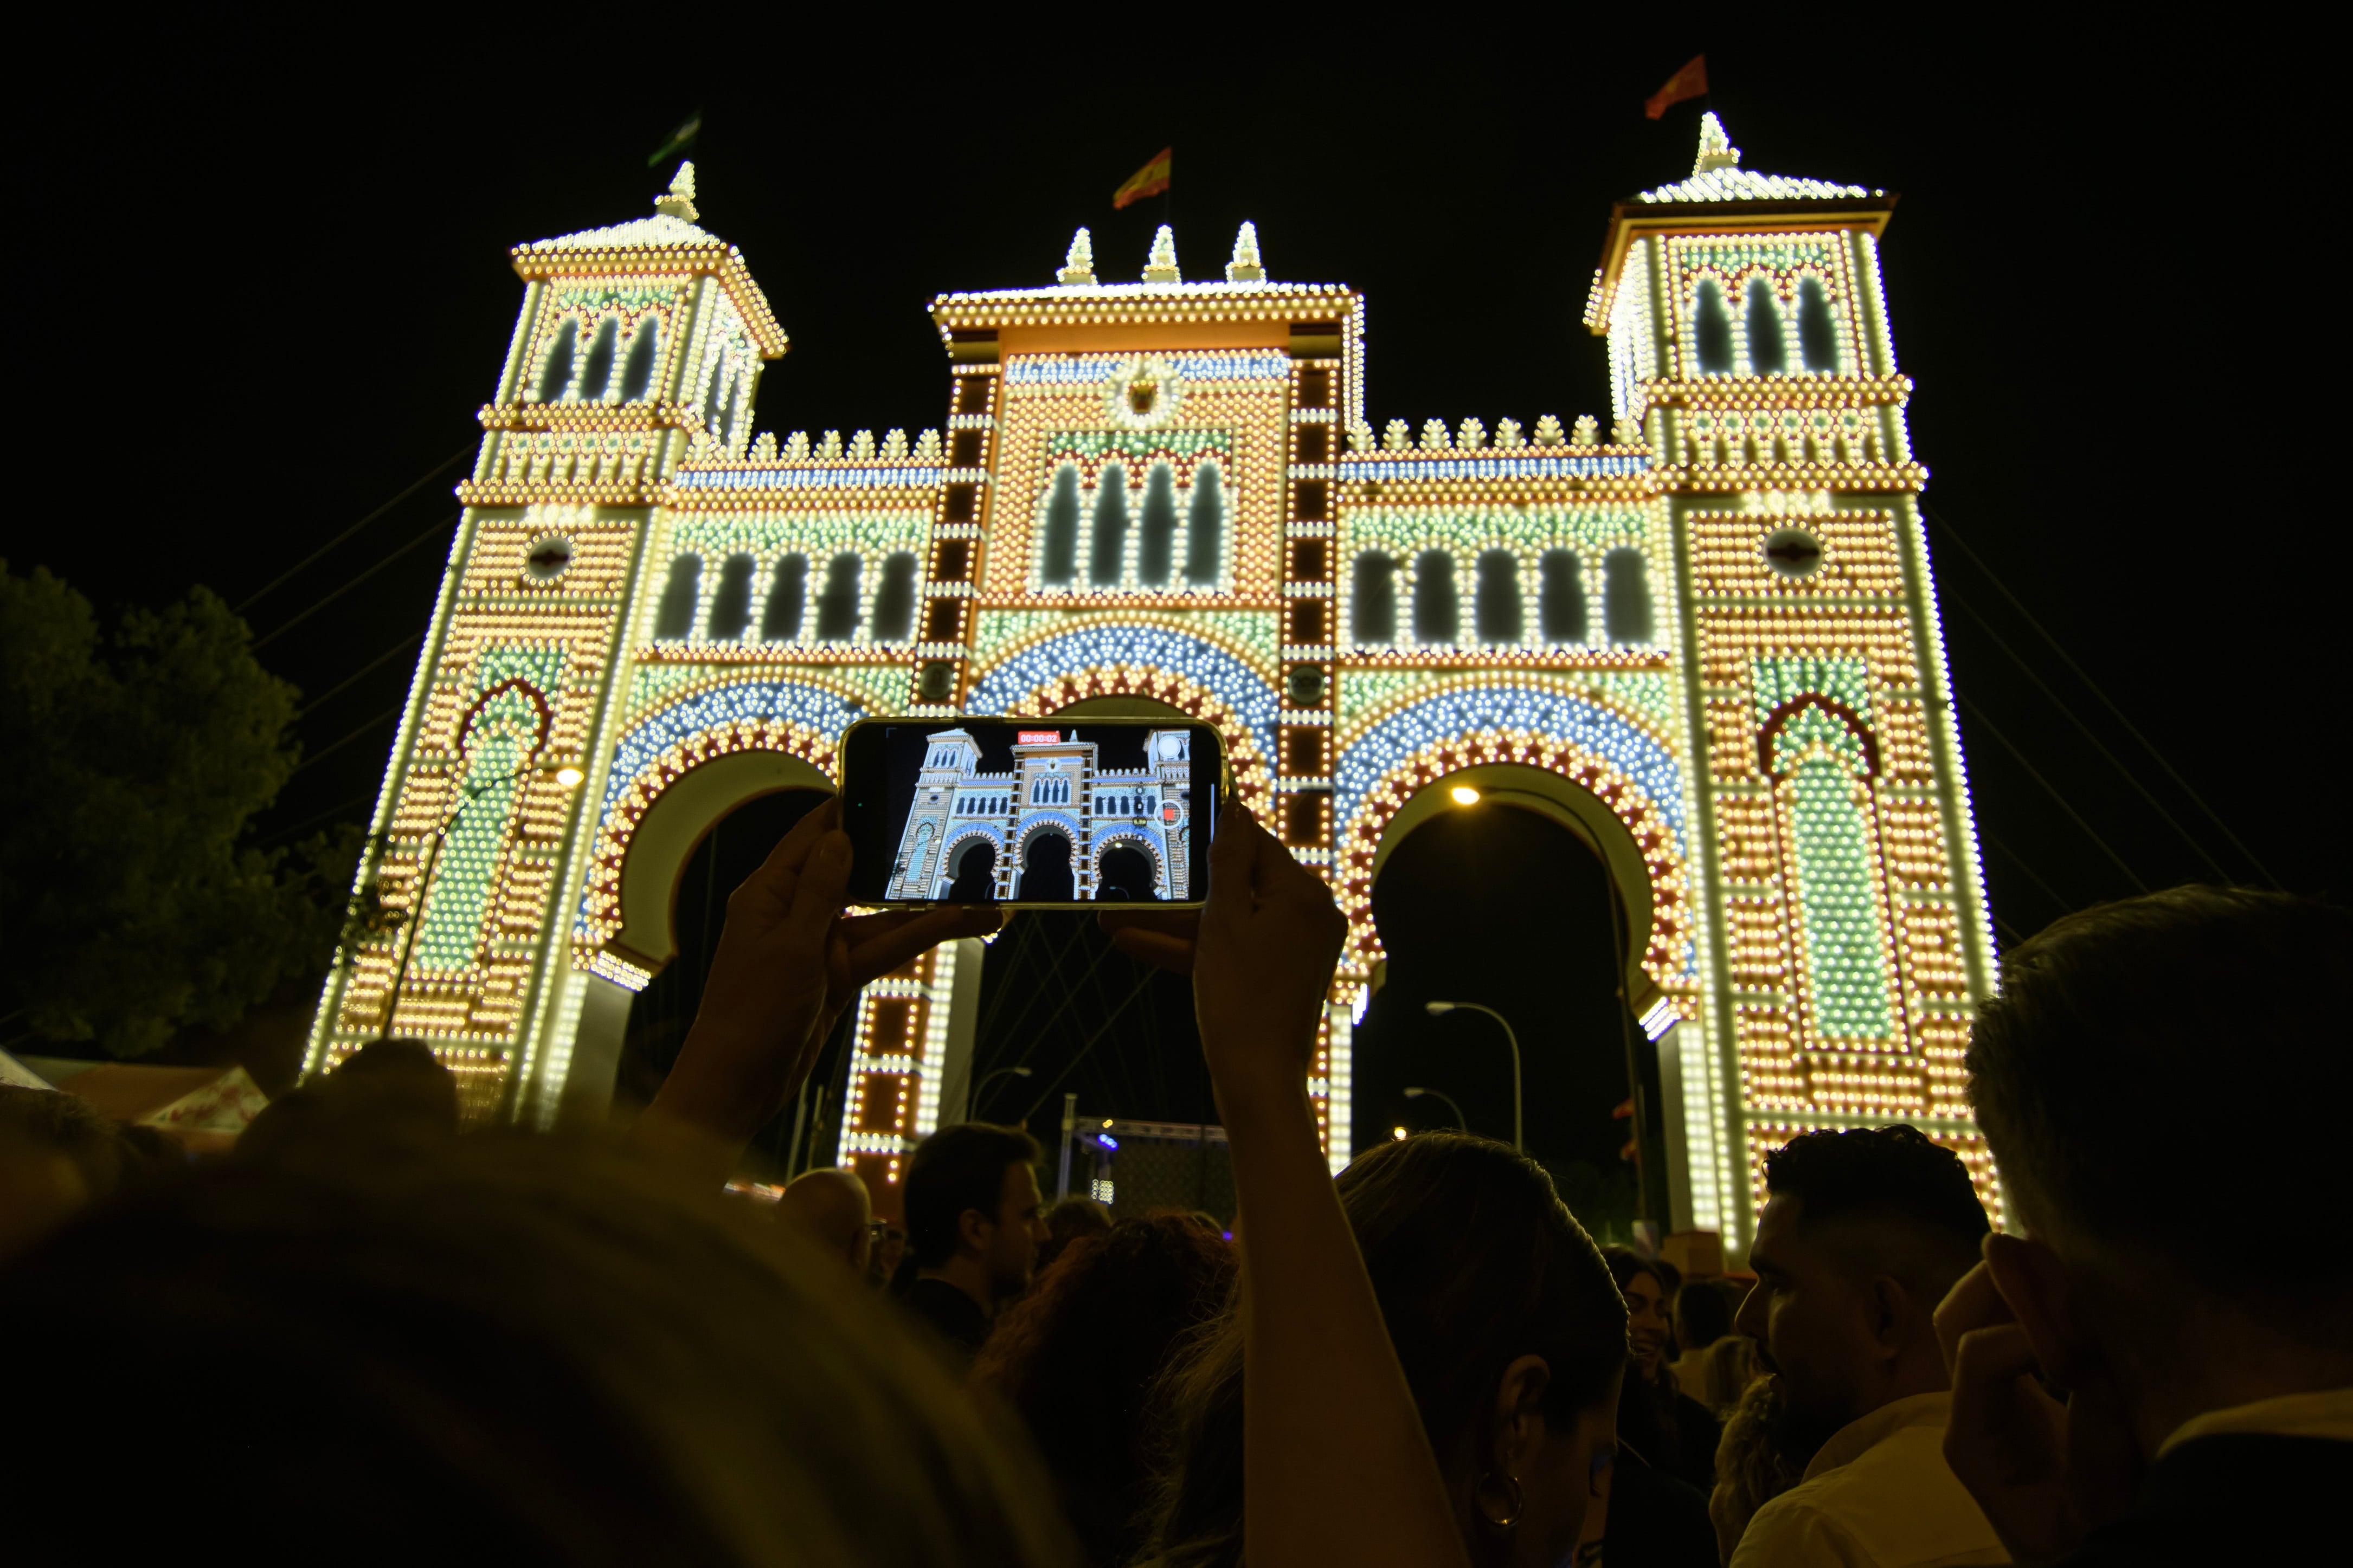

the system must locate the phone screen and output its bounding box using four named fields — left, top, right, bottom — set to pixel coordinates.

left=838, top=718, right=1224, bottom=907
